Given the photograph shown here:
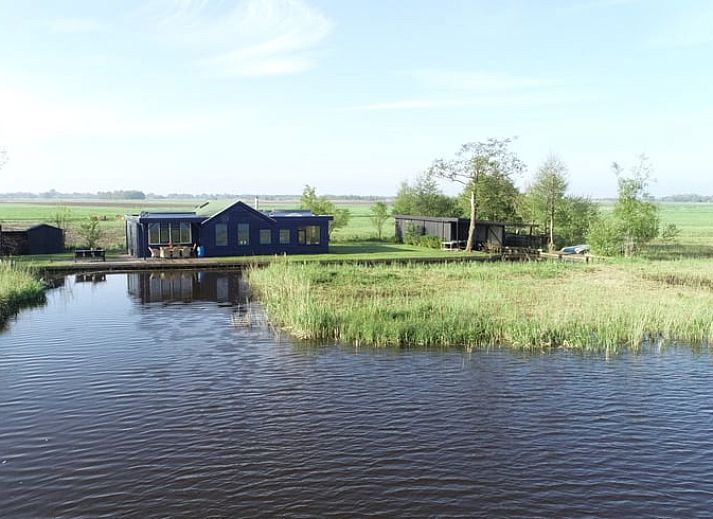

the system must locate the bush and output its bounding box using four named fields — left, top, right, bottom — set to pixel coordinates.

left=416, top=235, right=442, bottom=249
left=587, top=217, right=623, bottom=256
